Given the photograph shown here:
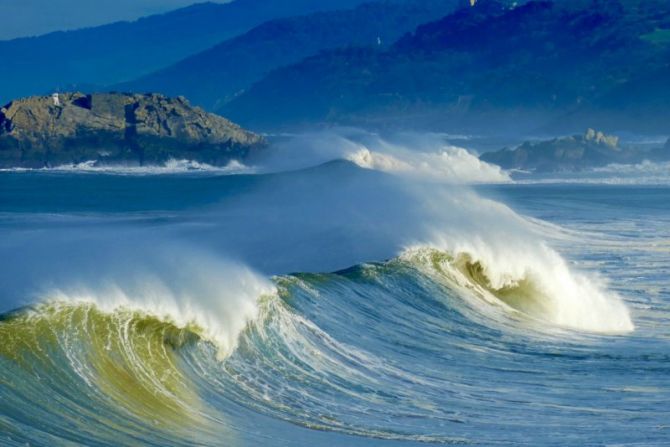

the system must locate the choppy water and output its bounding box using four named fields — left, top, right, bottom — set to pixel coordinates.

left=0, top=134, right=668, bottom=446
